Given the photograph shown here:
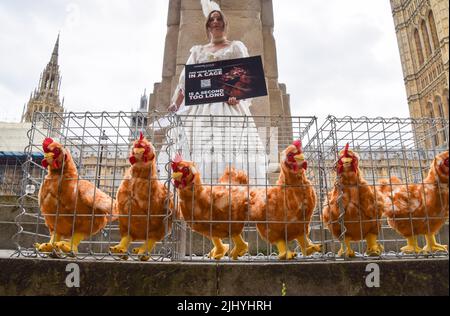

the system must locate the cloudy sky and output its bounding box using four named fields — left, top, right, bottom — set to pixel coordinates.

left=0, top=0, right=409, bottom=122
